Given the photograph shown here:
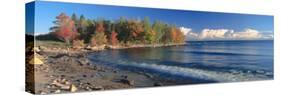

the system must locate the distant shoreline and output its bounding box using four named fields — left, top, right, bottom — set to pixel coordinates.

left=185, top=39, right=273, bottom=42
left=105, top=43, right=186, bottom=50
